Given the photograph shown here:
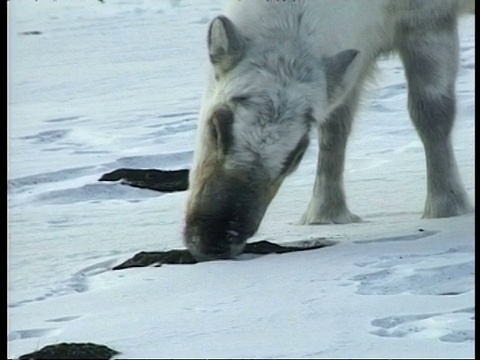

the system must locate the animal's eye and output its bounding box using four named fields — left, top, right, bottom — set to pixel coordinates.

left=231, top=95, right=250, bottom=103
